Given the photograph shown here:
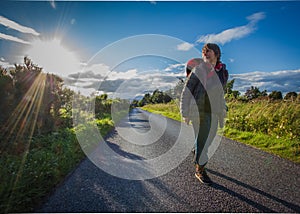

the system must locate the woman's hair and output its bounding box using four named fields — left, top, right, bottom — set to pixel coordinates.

left=202, top=43, right=221, bottom=63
